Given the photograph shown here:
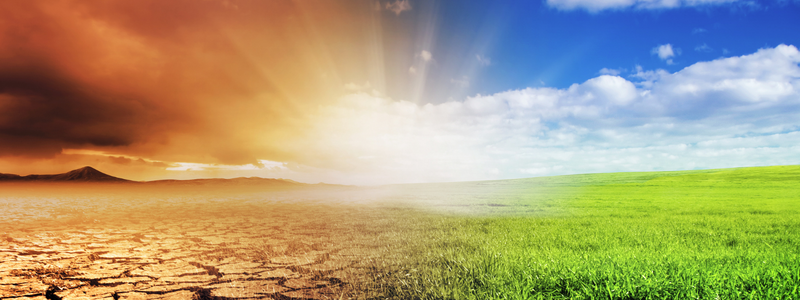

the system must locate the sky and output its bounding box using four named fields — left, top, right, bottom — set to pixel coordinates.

left=0, top=0, right=799, bottom=185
